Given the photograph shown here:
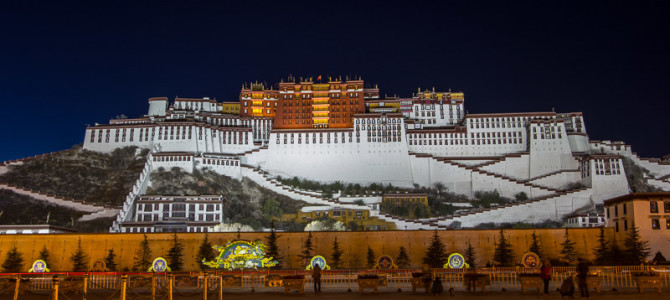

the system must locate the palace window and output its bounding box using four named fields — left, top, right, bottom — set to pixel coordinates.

left=651, top=219, right=660, bottom=230
left=664, top=201, right=670, bottom=213
left=650, top=201, right=658, bottom=213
